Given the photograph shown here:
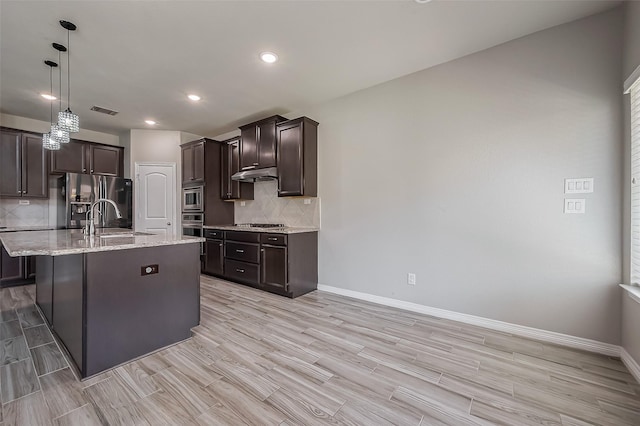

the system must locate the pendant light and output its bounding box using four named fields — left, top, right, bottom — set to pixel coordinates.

left=57, top=20, right=79, bottom=133
left=42, top=60, right=61, bottom=151
left=51, top=42, right=70, bottom=144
